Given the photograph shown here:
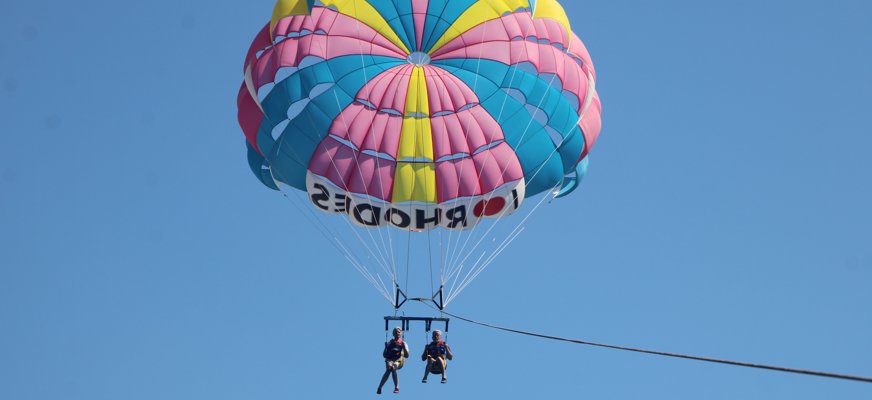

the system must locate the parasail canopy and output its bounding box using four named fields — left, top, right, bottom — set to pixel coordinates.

left=238, top=0, right=602, bottom=232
